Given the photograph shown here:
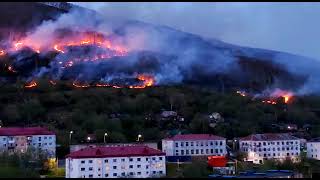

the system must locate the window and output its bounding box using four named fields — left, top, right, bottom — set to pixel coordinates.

left=152, top=157, right=156, bottom=160
left=159, top=157, right=163, bottom=160
left=191, top=142, right=194, bottom=146
left=121, top=158, right=125, bottom=162
left=146, top=158, right=149, bottom=161
left=186, top=142, right=189, bottom=146
left=215, top=141, right=218, bottom=146
left=137, top=165, right=141, bottom=168
left=201, top=149, right=204, bottom=154
left=211, top=149, right=214, bottom=153
left=104, top=159, right=108, bottom=163
left=89, top=160, right=93, bottom=163
left=153, top=171, right=156, bottom=174
left=175, top=143, right=178, bottom=147
left=160, top=171, right=163, bottom=174
left=89, top=174, right=93, bottom=178
left=206, top=149, right=209, bottom=154
left=105, top=174, right=109, bottom=177
left=181, top=142, right=184, bottom=147
left=89, top=167, right=93, bottom=171
left=137, top=158, right=141, bottom=161
left=113, top=166, right=117, bottom=169
left=186, top=150, right=189, bottom=155
left=181, top=150, right=184, bottom=155
left=146, top=165, right=149, bottom=169
left=44, top=137, right=47, bottom=139
left=215, top=149, right=218, bottom=153
left=137, top=172, right=141, bottom=175
left=220, top=149, right=223, bottom=153
left=121, top=172, right=125, bottom=176
left=113, top=159, right=117, bottom=162
left=81, top=168, right=85, bottom=171
left=220, top=141, right=223, bottom=145
left=38, top=137, right=41, bottom=141
left=113, top=173, right=117, bottom=177
left=263, top=142, right=266, bottom=146
left=129, top=158, right=133, bottom=162
left=129, top=165, right=133, bottom=169
left=277, top=142, right=280, bottom=145
left=196, top=149, right=199, bottom=154
left=191, top=150, right=194, bottom=154
left=81, top=160, right=85, bottom=164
